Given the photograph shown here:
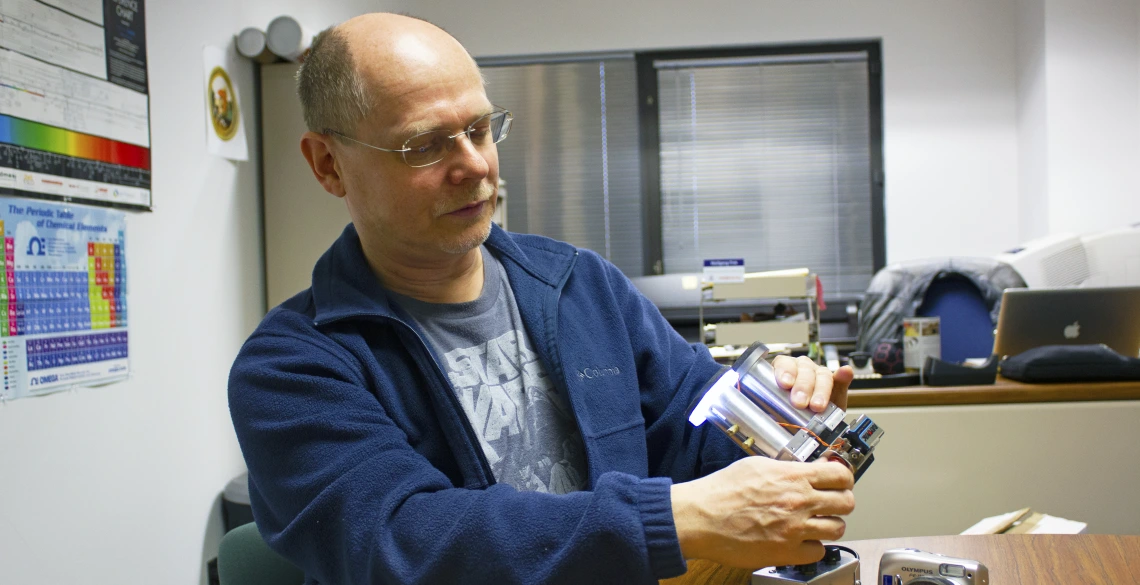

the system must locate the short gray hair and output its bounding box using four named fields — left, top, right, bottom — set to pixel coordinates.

left=295, top=25, right=372, bottom=134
